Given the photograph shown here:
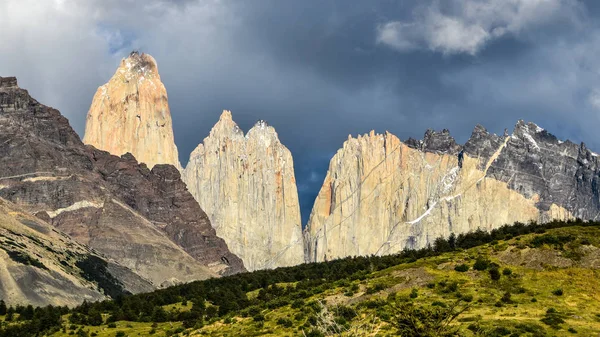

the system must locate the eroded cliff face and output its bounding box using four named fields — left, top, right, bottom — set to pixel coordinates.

left=83, top=52, right=181, bottom=169
left=305, top=125, right=584, bottom=262
left=0, top=76, right=244, bottom=290
left=183, top=111, right=304, bottom=271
